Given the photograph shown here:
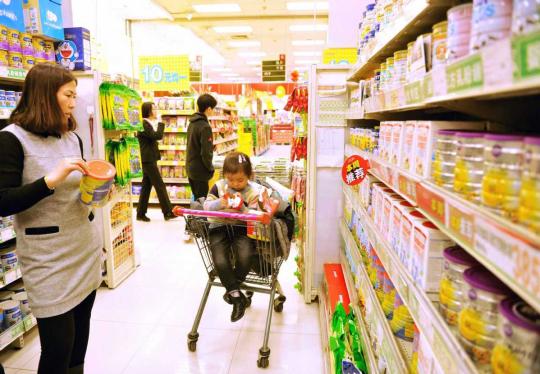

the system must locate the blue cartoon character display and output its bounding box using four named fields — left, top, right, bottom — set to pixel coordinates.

left=56, top=40, right=78, bottom=70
